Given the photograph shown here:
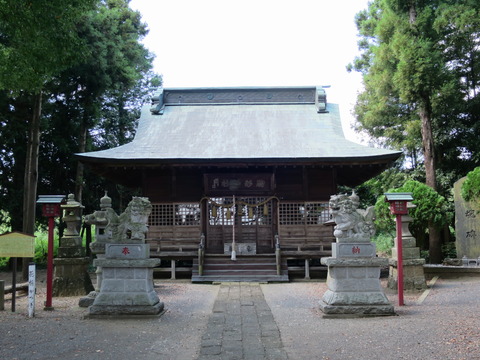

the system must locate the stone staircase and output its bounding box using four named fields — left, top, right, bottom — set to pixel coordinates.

left=191, top=254, right=289, bottom=283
